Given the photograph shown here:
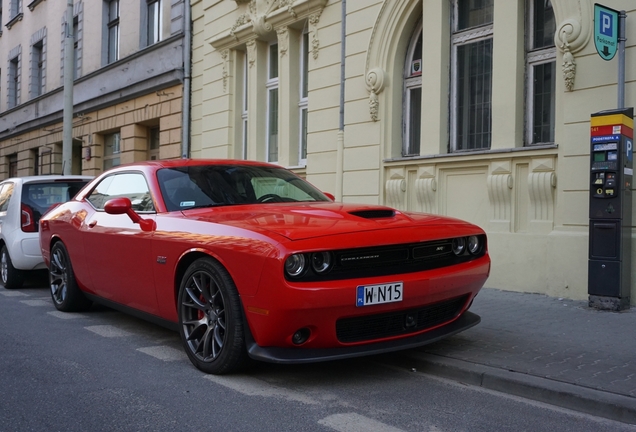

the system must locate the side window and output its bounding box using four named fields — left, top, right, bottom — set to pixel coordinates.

left=0, top=183, right=15, bottom=212
left=87, top=173, right=154, bottom=212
